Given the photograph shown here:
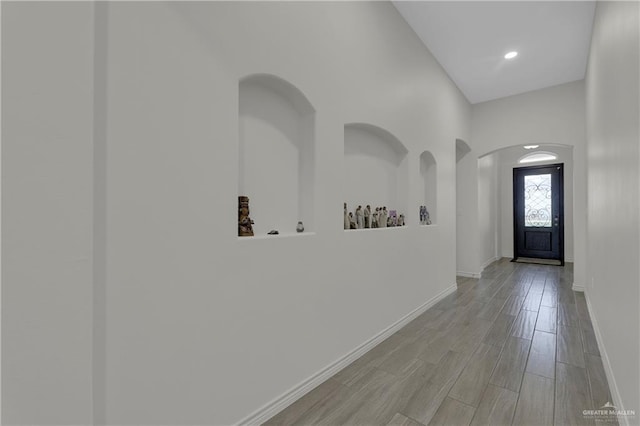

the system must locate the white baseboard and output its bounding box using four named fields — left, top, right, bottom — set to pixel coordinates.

left=236, top=283, right=458, bottom=425
left=457, top=257, right=500, bottom=280
left=584, top=291, right=628, bottom=426
left=572, top=283, right=585, bottom=292
left=481, top=256, right=500, bottom=270
left=456, top=271, right=482, bottom=278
